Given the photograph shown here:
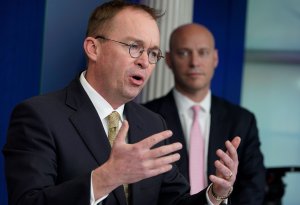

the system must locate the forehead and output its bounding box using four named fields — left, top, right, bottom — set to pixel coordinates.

left=108, top=8, right=160, bottom=47
left=172, top=26, right=214, bottom=49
